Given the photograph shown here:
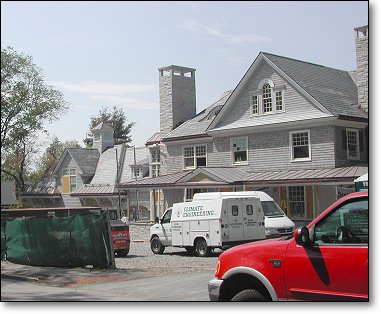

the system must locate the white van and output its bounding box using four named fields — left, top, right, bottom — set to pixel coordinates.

left=150, top=195, right=266, bottom=257
left=193, top=191, right=295, bottom=237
